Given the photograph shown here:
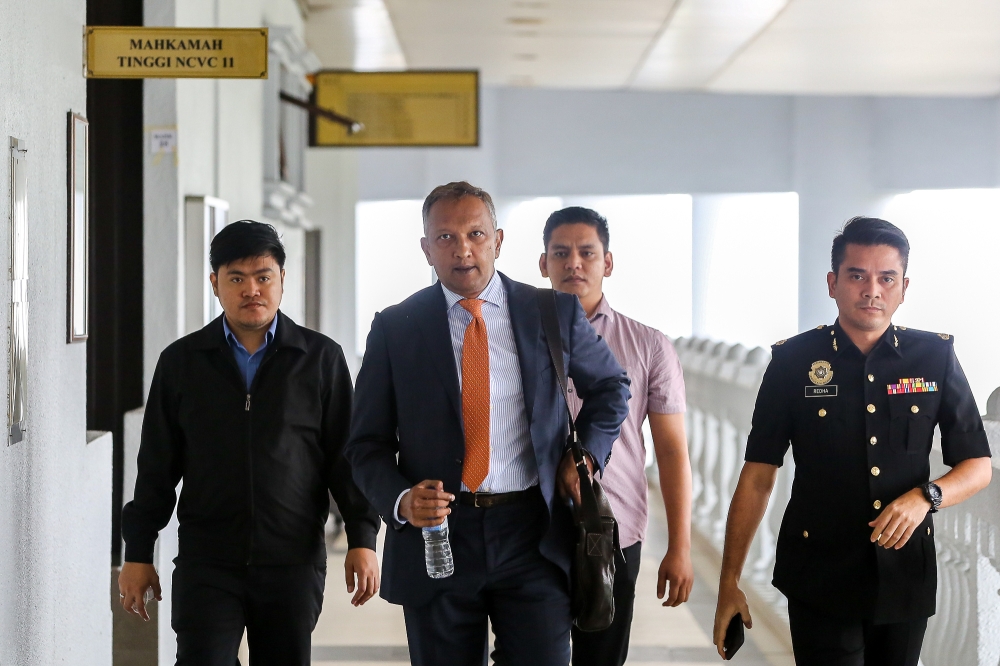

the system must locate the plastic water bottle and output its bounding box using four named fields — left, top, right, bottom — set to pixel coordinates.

left=422, top=517, right=454, bottom=578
